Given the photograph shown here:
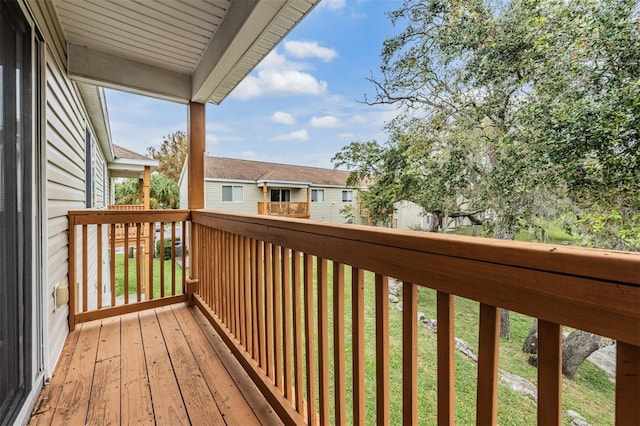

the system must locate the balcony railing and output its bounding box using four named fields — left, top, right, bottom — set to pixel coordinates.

left=68, top=209, right=189, bottom=327
left=67, top=208, right=640, bottom=425
left=258, top=201, right=310, bottom=218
